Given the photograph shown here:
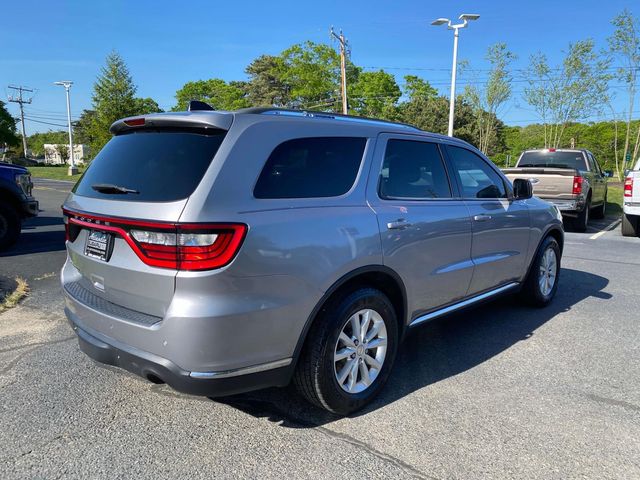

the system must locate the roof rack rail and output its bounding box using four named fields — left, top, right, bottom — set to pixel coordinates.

left=188, top=100, right=215, bottom=112
left=236, top=107, right=420, bottom=131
